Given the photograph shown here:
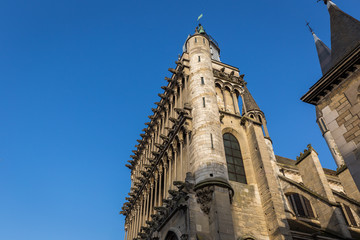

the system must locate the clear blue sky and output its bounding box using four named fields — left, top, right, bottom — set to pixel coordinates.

left=1, top=1, right=359, bottom=239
